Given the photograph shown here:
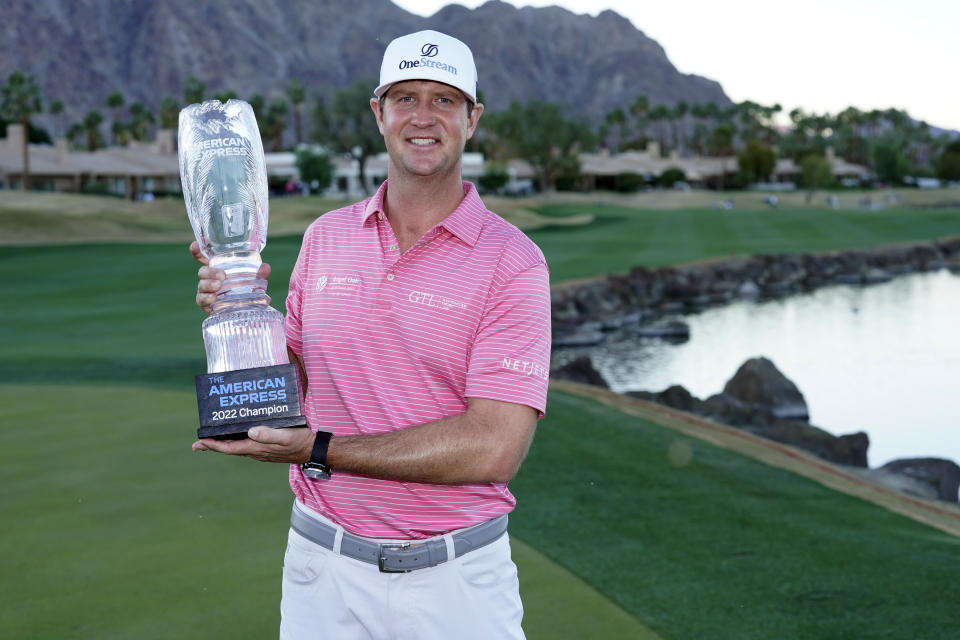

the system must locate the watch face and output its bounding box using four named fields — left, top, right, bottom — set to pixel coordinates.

left=301, top=464, right=330, bottom=480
